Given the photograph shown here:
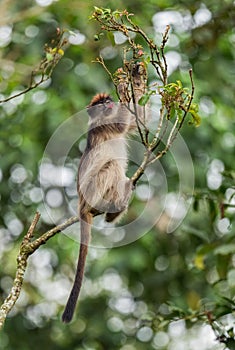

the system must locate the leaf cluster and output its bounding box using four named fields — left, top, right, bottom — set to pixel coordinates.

left=160, top=81, right=201, bottom=126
